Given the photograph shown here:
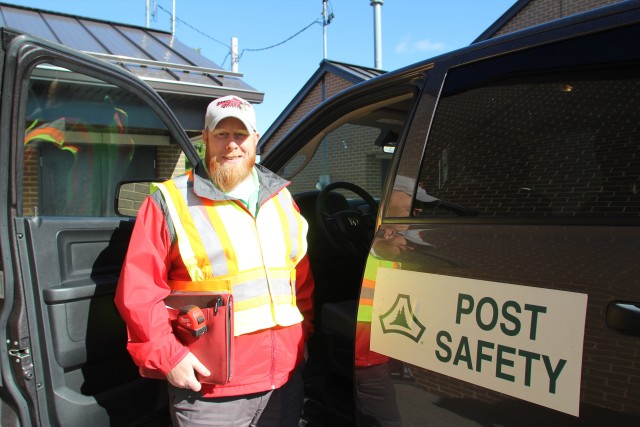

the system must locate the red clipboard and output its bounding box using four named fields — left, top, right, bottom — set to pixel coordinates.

left=140, top=293, right=233, bottom=385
